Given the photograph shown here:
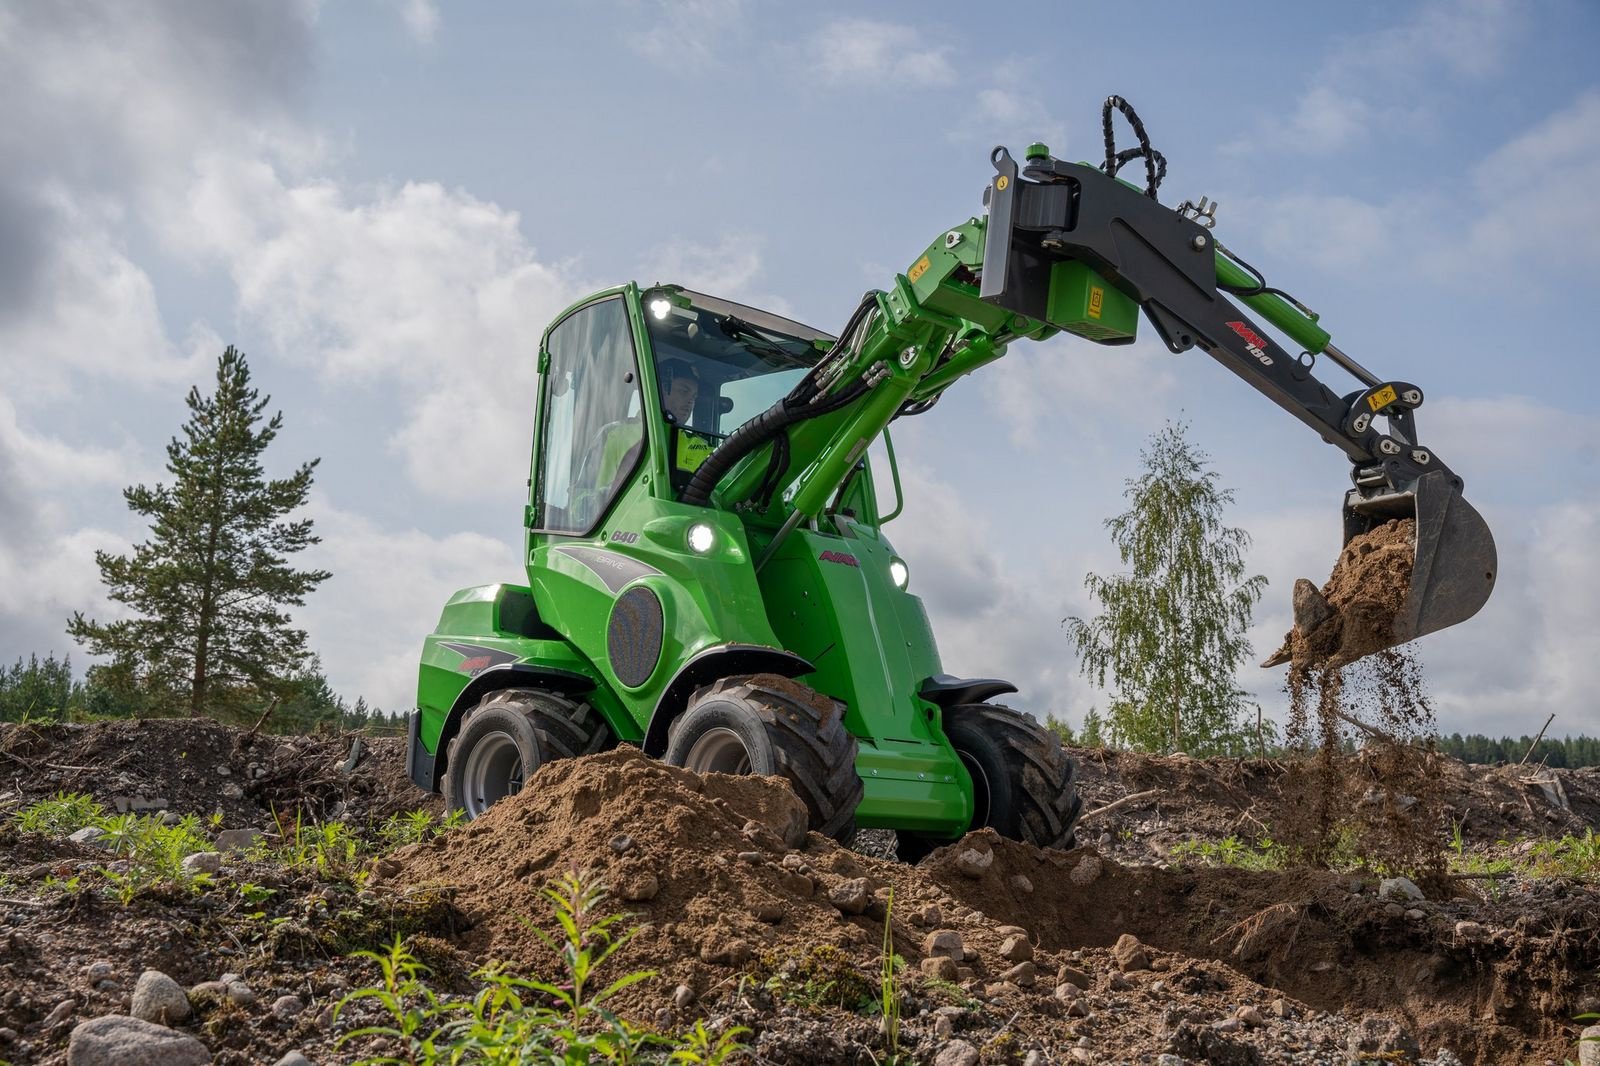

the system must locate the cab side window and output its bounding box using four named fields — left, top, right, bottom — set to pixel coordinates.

left=535, top=298, right=642, bottom=534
